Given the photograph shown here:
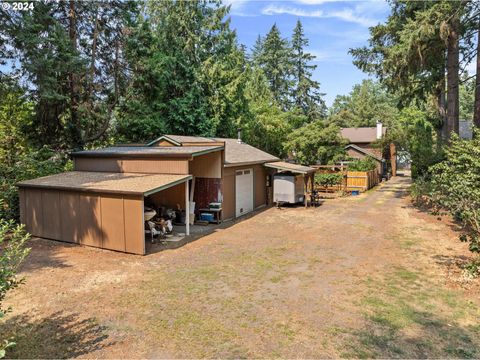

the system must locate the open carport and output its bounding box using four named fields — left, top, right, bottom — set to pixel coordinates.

left=18, top=171, right=192, bottom=255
